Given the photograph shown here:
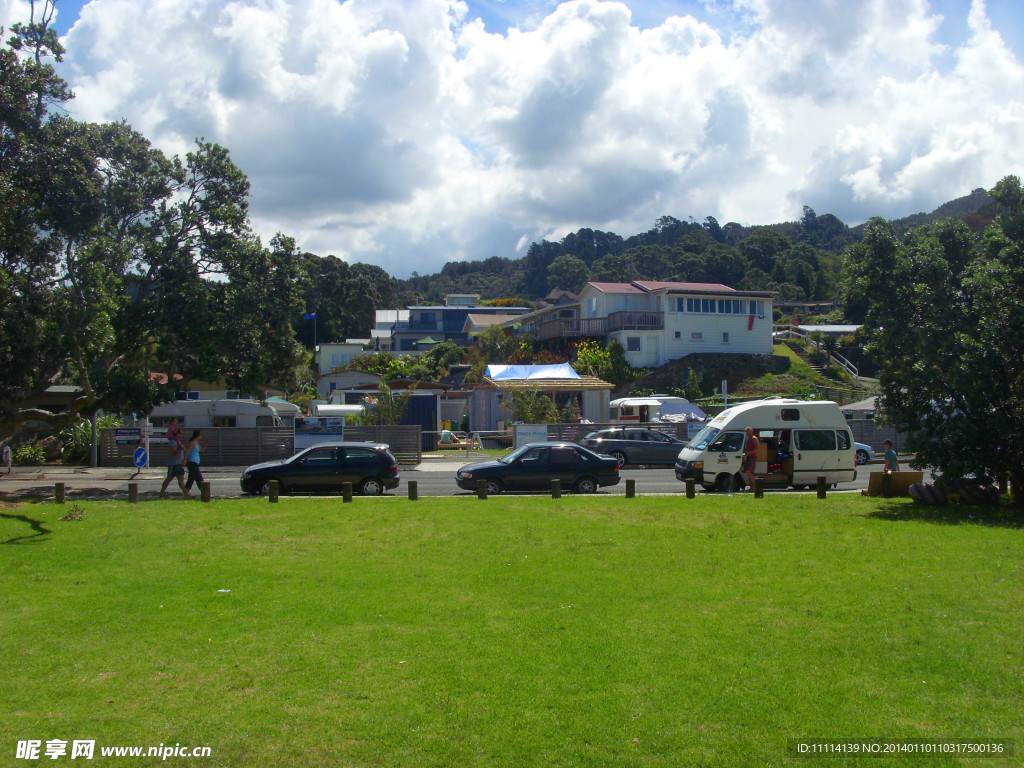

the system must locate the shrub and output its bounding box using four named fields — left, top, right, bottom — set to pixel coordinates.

left=13, top=443, right=45, bottom=466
